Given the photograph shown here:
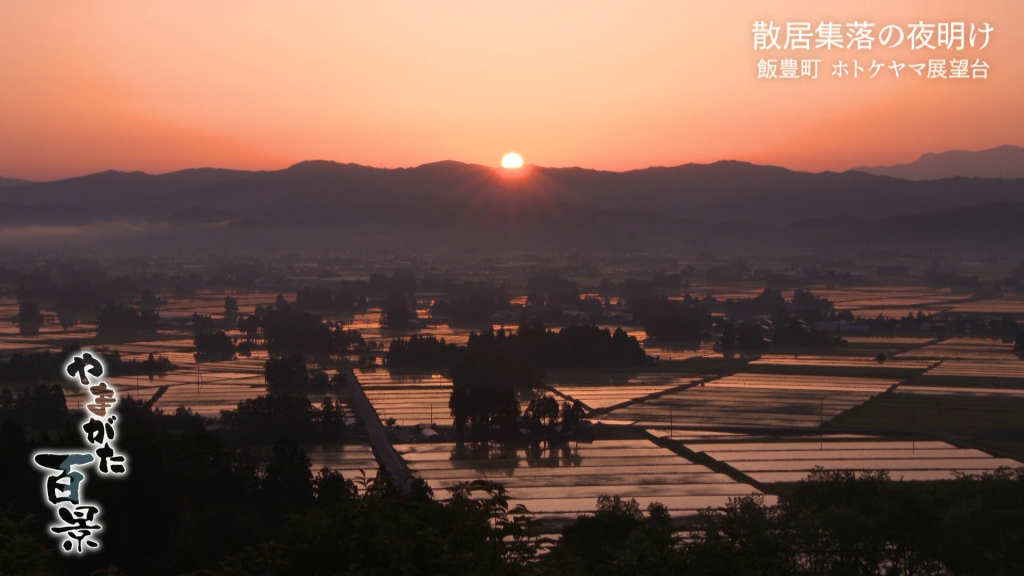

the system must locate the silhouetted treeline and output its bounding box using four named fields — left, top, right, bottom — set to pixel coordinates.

left=0, top=346, right=171, bottom=382
left=264, top=353, right=340, bottom=393
left=378, top=292, right=417, bottom=328
left=238, top=298, right=363, bottom=354
left=771, top=317, right=845, bottom=347
left=440, top=321, right=643, bottom=442
left=294, top=283, right=366, bottom=312
left=0, top=345, right=79, bottom=382
left=449, top=345, right=542, bottom=441
left=724, top=288, right=789, bottom=317
left=0, top=383, right=69, bottom=431
left=484, top=320, right=646, bottom=369
left=721, top=322, right=770, bottom=351
left=3, top=398, right=1024, bottom=574
left=431, top=293, right=508, bottom=324
left=368, top=269, right=417, bottom=296
left=96, top=303, right=159, bottom=336
left=542, top=468, right=1024, bottom=575
left=631, top=295, right=713, bottom=341
left=134, top=289, right=167, bottom=309
left=387, top=335, right=462, bottom=368
left=14, top=301, right=44, bottom=335
left=194, top=331, right=236, bottom=361
left=924, top=263, right=982, bottom=293
left=386, top=320, right=646, bottom=370
left=221, top=394, right=346, bottom=445
left=103, top=350, right=173, bottom=377
left=864, top=311, right=938, bottom=333
left=523, top=396, right=587, bottom=442
left=595, top=270, right=689, bottom=300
